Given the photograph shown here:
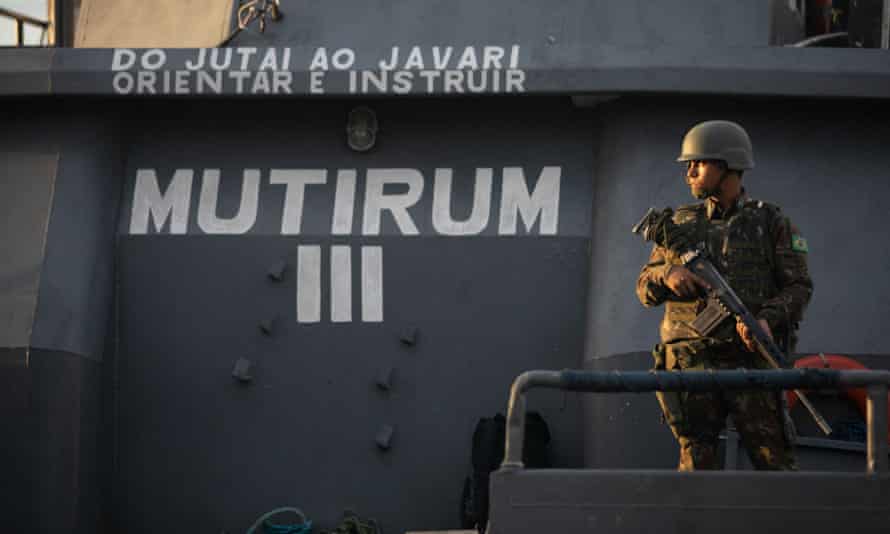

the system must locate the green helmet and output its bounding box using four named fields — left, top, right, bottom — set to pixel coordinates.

left=676, top=120, right=754, bottom=171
